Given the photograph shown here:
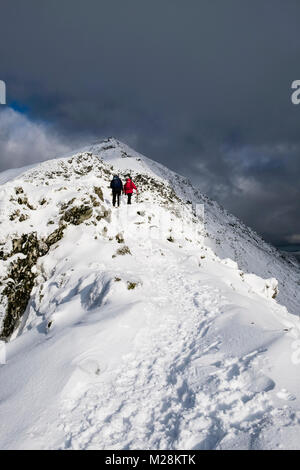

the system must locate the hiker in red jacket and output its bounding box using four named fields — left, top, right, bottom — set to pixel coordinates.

left=123, top=175, right=138, bottom=204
